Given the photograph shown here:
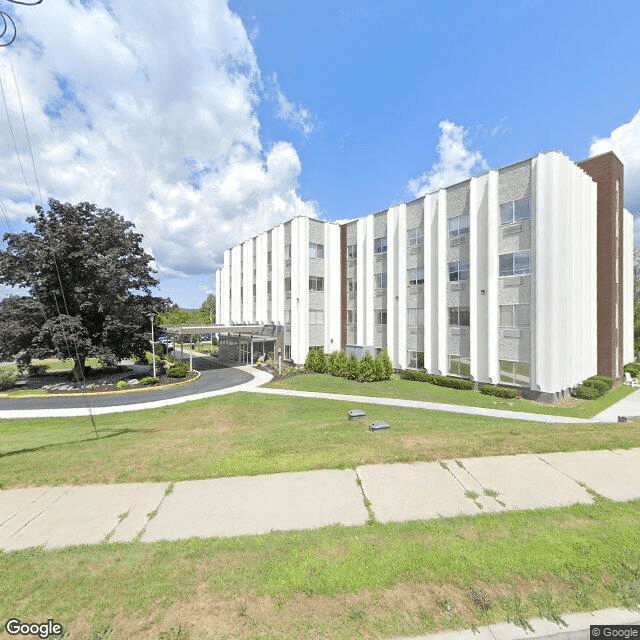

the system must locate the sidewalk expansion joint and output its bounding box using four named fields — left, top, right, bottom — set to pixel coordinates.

left=354, top=469, right=376, bottom=525
left=6, top=487, right=73, bottom=540
left=133, top=483, right=172, bottom=542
